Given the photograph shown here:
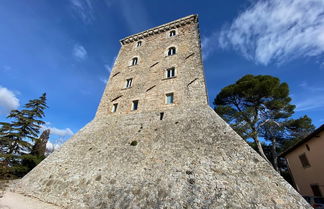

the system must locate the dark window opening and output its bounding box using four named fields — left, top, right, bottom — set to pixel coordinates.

left=306, top=144, right=310, bottom=151
left=299, top=153, right=311, bottom=168
left=125, top=78, right=133, bottom=88
left=168, top=47, right=176, bottom=56
left=132, top=100, right=139, bottom=111
left=137, top=41, right=142, bottom=47
left=166, top=67, right=176, bottom=78
left=311, top=184, right=322, bottom=197
left=132, top=57, right=138, bottom=65
left=169, top=30, right=176, bottom=37
left=160, top=112, right=164, bottom=120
